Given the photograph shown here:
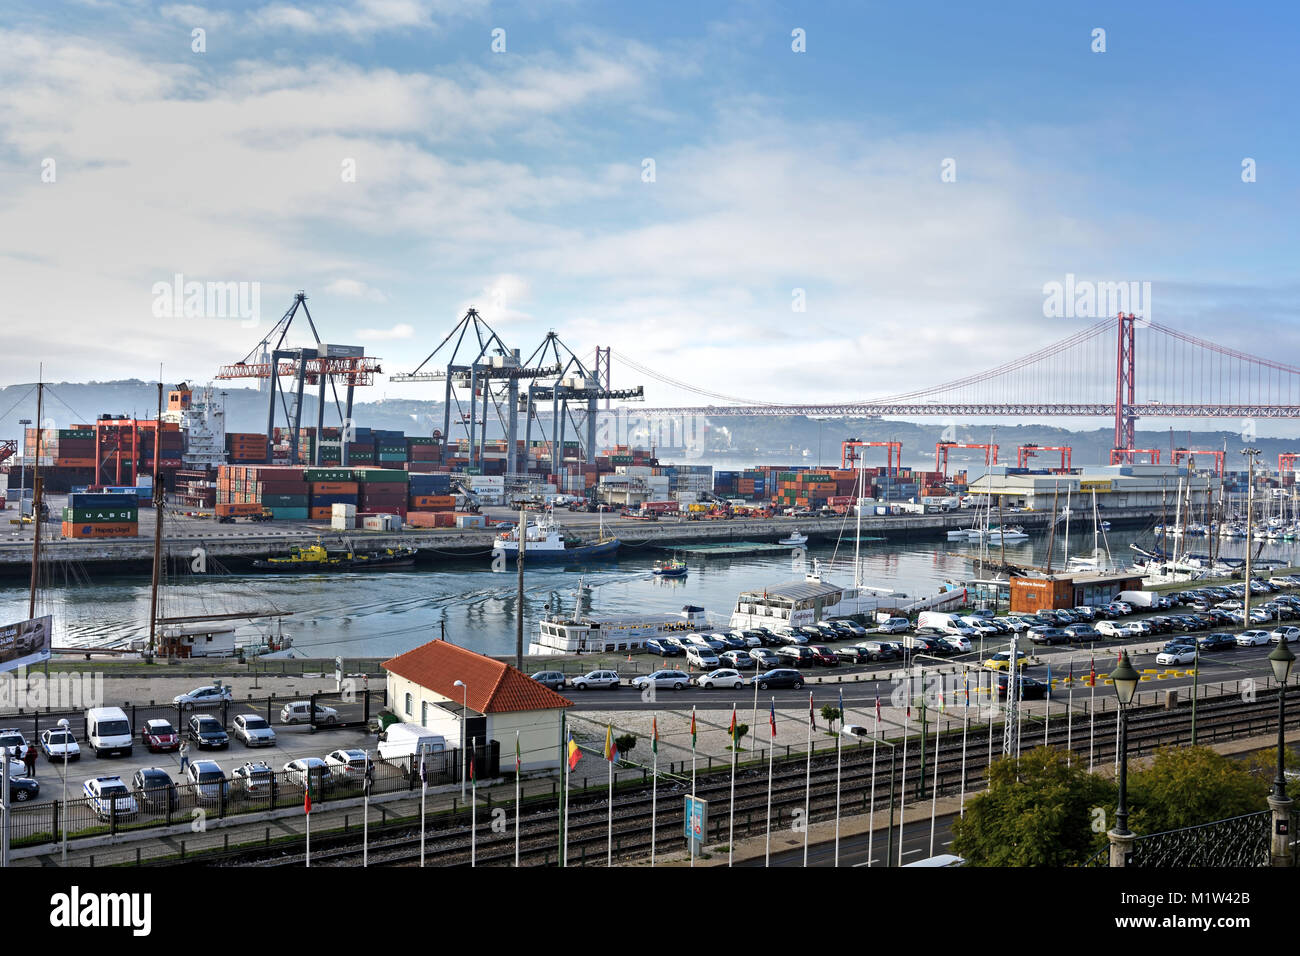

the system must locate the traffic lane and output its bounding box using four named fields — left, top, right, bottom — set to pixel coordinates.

left=739, top=814, right=958, bottom=867
left=17, top=723, right=380, bottom=804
